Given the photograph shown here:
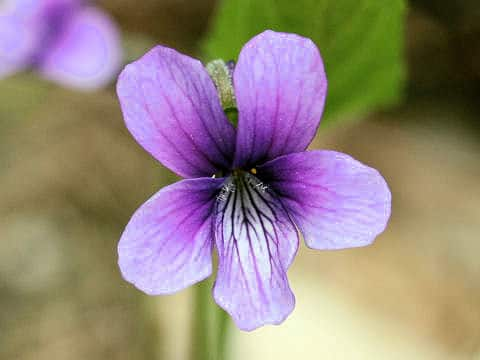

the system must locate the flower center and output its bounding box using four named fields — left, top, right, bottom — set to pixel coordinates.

left=216, top=169, right=268, bottom=203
